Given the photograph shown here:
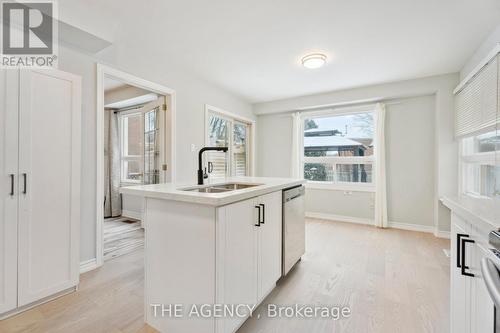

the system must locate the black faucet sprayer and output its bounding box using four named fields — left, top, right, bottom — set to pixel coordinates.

left=198, top=147, right=228, bottom=185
